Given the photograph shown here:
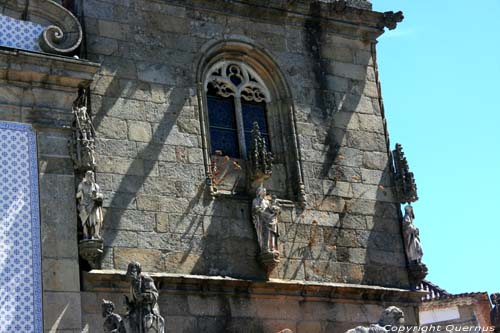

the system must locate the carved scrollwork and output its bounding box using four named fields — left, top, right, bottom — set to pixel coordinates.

left=0, top=0, right=83, bottom=55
